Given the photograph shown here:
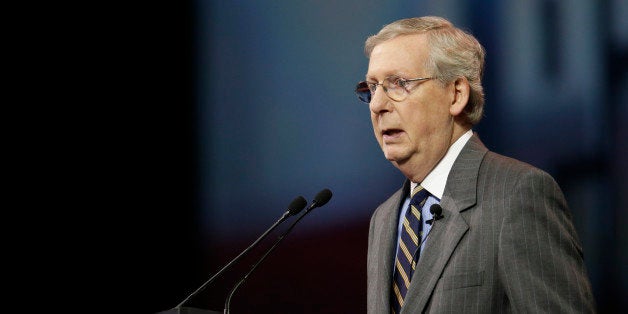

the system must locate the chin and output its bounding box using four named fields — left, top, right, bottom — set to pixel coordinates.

left=382, top=150, right=407, bottom=163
